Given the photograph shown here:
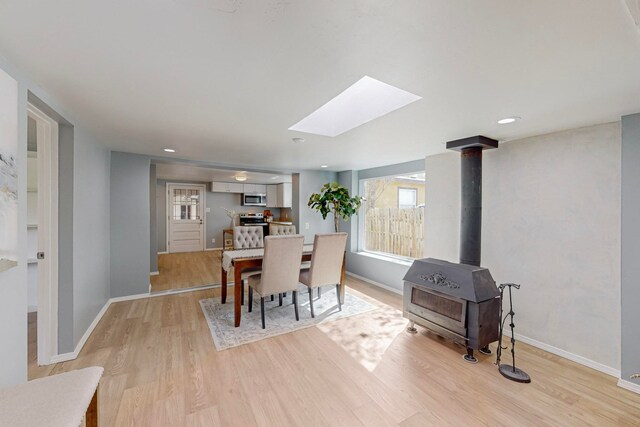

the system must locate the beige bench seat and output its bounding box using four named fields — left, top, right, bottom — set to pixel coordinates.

left=0, top=366, right=103, bottom=427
